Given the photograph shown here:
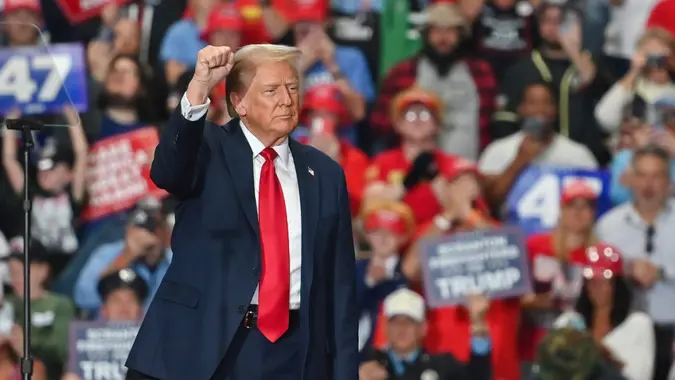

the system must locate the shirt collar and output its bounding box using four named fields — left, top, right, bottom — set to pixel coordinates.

left=625, top=199, right=675, bottom=226
left=239, top=120, right=290, bottom=168
left=387, top=348, right=420, bottom=364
